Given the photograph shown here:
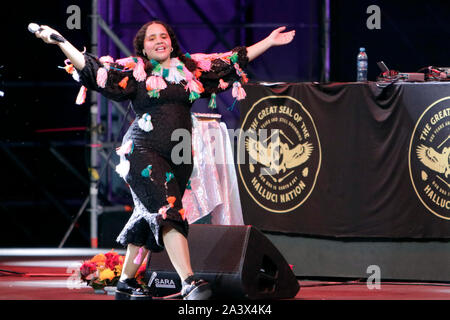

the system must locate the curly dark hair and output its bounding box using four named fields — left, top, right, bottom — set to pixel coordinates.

left=133, top=20, right=198, bottom=72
